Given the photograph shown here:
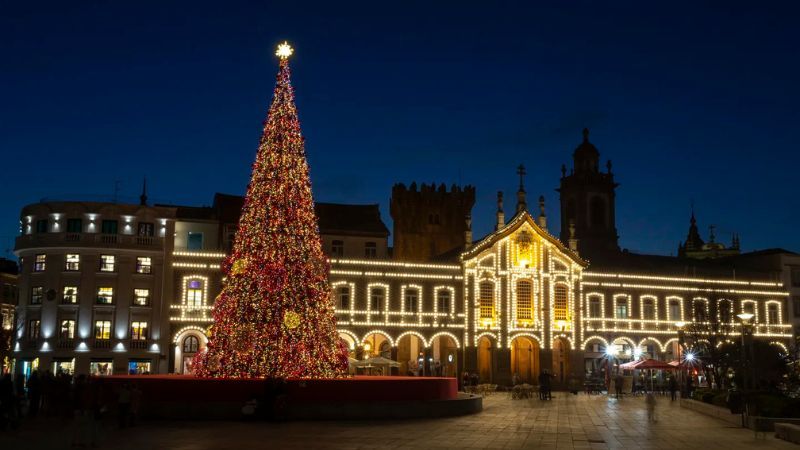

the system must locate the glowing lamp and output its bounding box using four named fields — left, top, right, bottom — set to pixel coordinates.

left=605, top=344, right=617, bottom=356
left=737, top=313, right=754, bottom=322
left=518, top=258, right=529, bottom=268
left=363, top=342, right=371, bottom=352
left=685, top=352, right=695, bottom=362
left=633, top=347, right=642, bottom=359
left=675, top=321, right=686, bottom=328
